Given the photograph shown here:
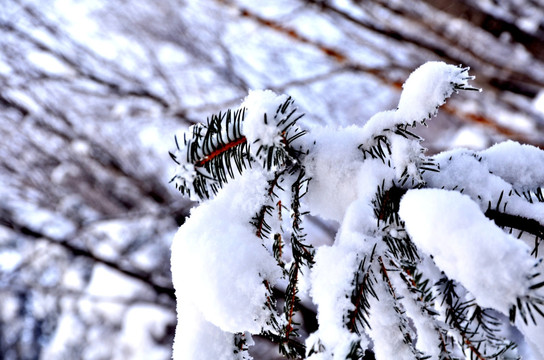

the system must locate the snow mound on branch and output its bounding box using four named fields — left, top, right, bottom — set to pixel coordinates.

left=362, top=62, right=476, bottom=137
left=241, top=90, right=288, bottom=150
left=424, top=148, right=510, bottom=206
left=307, top=241, right=364, bottom=357
left=399, top=188, right=535, bottom=315
left=171, top=169, right=281, bottom=334
left=174, top=300, right=246, bottom=360
left=304, top=125, right=368, bottom=222
left=397, top=61, right=475, bottom=124
left=482, top=140, right=544, bottom=190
